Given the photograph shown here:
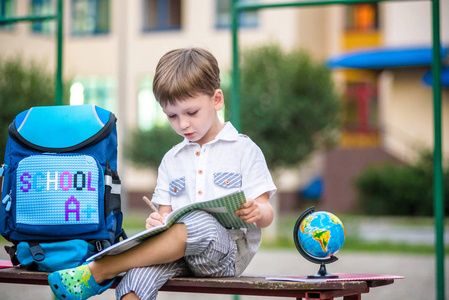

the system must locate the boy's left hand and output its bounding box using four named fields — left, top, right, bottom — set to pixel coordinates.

left=235, top=193, right=274, bottom=228
left=235, top=198, right=261, bottom=224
